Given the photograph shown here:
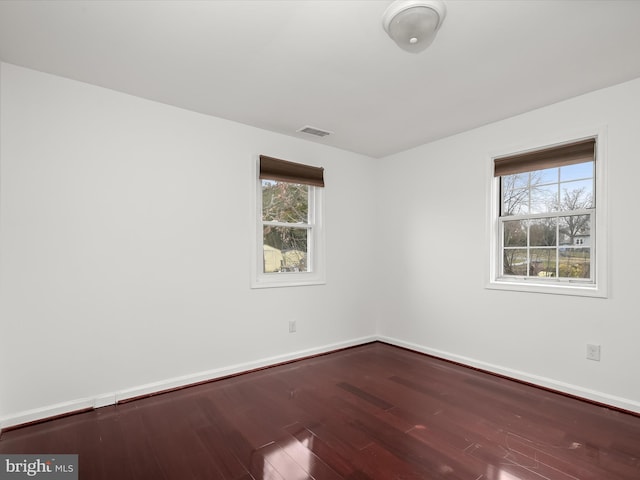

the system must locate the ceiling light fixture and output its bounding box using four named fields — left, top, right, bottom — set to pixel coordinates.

left=382, top=0, right=447, bottom=53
